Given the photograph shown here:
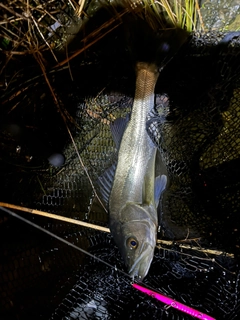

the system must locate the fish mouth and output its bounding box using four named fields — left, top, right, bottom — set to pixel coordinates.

left=128, top=242, right=154, bottom=280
